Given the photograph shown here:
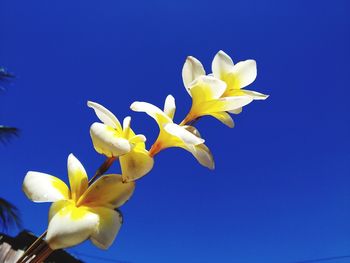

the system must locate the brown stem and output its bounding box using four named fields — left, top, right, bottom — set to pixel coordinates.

left=89, top=156, right=117, bottom=184
left=149, top=140, right=162, bottom=157
left=28, top=241, right=46, bottom=262
left=16, top=157, right=117, bottom=263
left=16, top=231, right=47, bottom=263
left=31, top=245, right=53, bottom=263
